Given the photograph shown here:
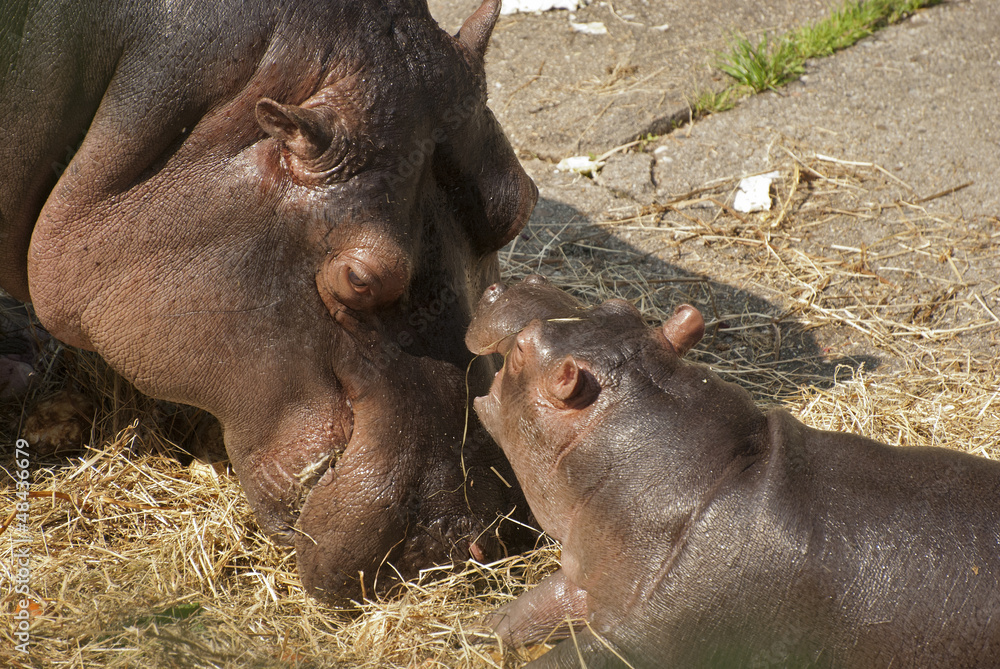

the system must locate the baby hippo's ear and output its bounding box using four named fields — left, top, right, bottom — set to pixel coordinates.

left=546, top=356, right=599, bottom=409
left=661, top=304, right=705, bottom=357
